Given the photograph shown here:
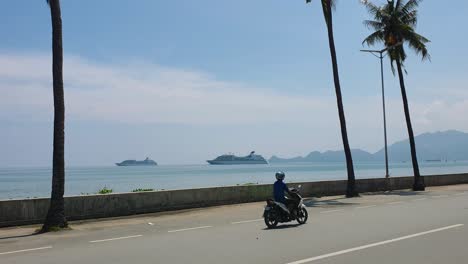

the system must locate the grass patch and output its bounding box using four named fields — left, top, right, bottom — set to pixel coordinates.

left=97, top=186, right=113, bottom=194
left=132, top=188, right=155, bottom=192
